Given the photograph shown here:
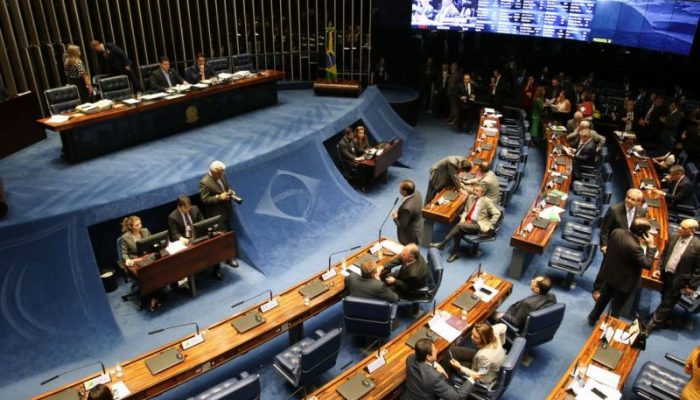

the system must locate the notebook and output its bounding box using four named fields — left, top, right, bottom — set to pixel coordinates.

left=231, top=311, right=265, bottom=333
left=481, top=142, right=493, bottom=151
left=336, top=374, right=375, bottom=400
left=533, top=217, right=551, bottom=229
left=145, top=347, right=184, bottom=375
left=646, top=198, right=661, bottom=208
left=45, top=389, right=80, bottom=400
left=545, top=194, right=562, bottom=205
left=299, top=280, right=329, bottom=300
